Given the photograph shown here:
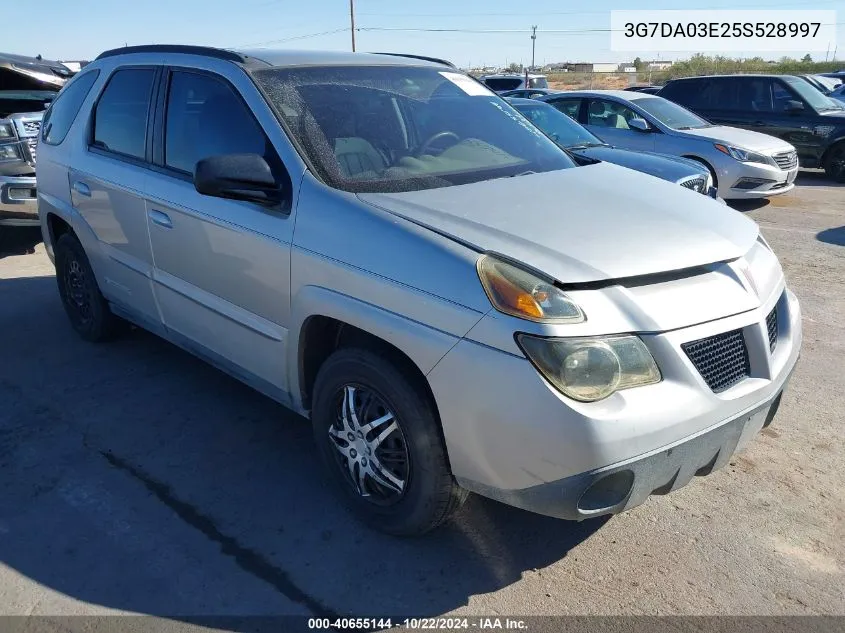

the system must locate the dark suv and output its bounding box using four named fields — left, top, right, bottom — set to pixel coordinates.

left=659, top=75, right=845, bottom=181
